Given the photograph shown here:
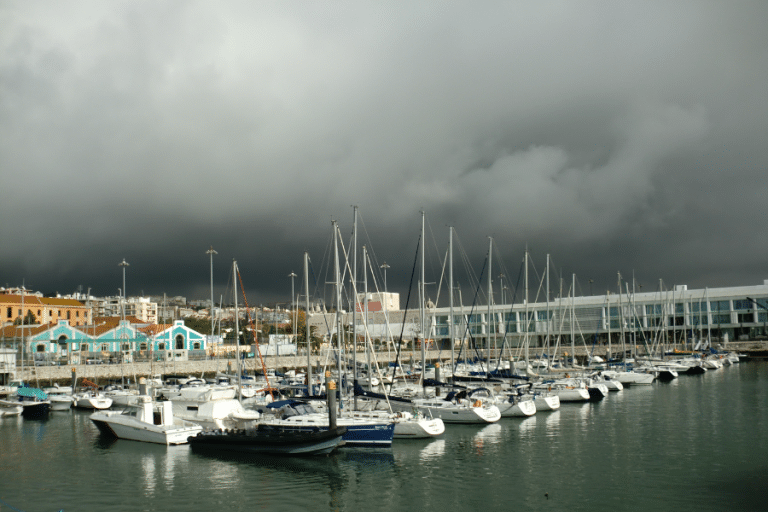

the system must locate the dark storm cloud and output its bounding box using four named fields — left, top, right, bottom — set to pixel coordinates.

left=1, top=2, right=767, bottom=305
